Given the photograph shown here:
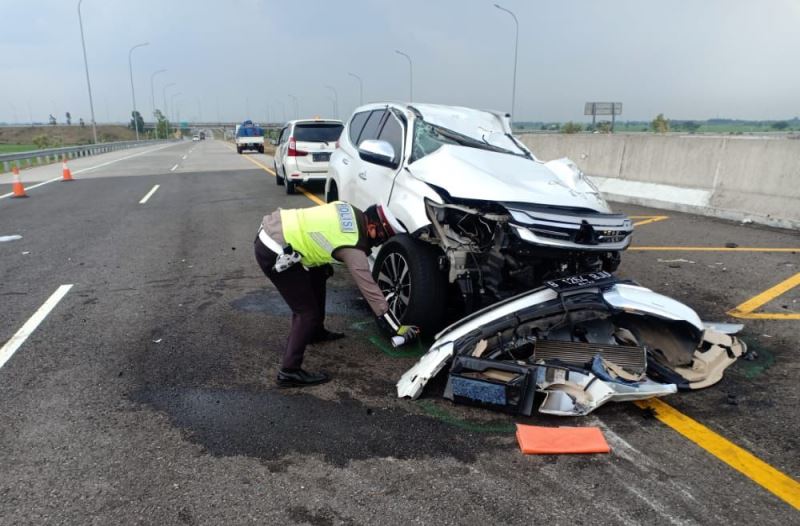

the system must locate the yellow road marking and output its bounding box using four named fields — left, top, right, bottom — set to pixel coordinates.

left=632, top=215, right=669, bottom=227
left=728, top=272, right=800, bottom=320
left=630, top=247, right=800, bottom=252
left=634, top=398, right=800, bottom=510
left=229, top=144, right=326, bottom=206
